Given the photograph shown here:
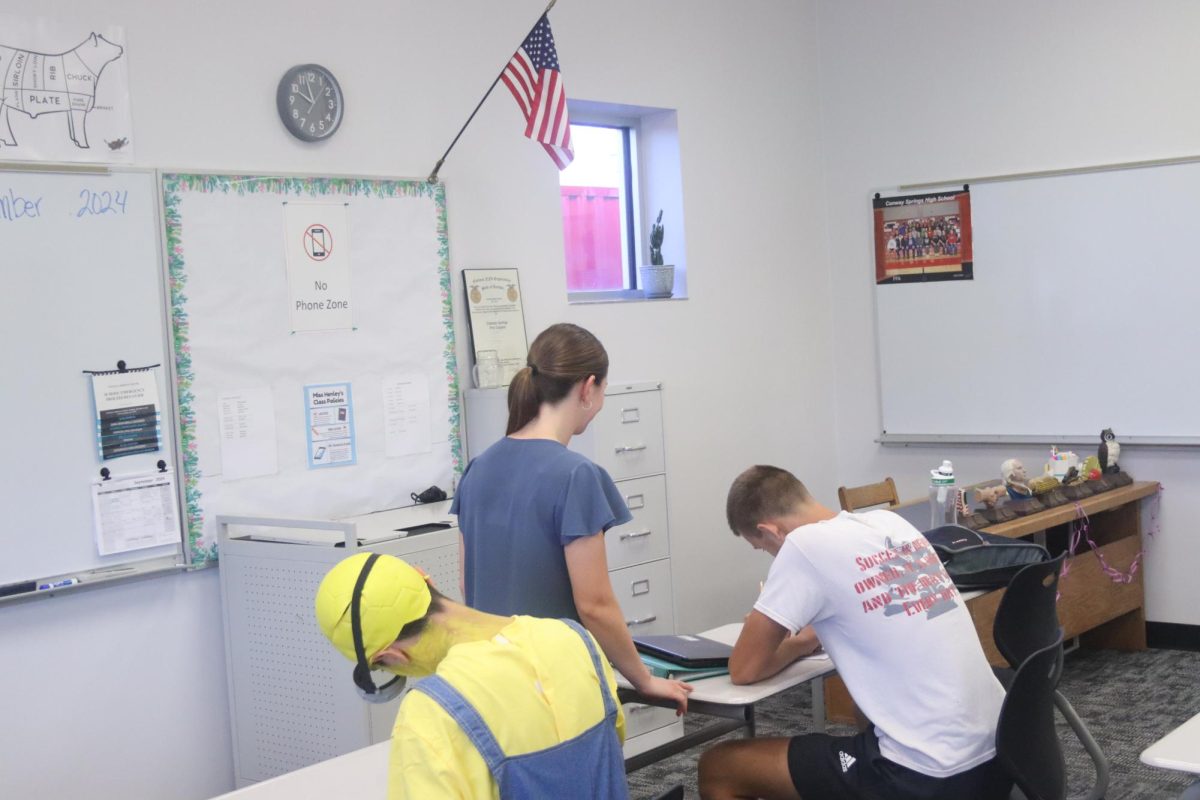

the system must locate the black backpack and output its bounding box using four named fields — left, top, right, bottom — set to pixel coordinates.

left=925, top=524, right=1049, bottom=590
